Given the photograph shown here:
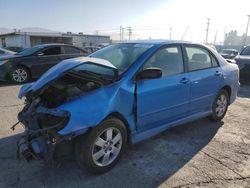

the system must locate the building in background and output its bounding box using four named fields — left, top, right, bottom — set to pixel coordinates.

left=0, top=31, right=111, bottom=49
left=223, top=30, right=250, bottom=51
